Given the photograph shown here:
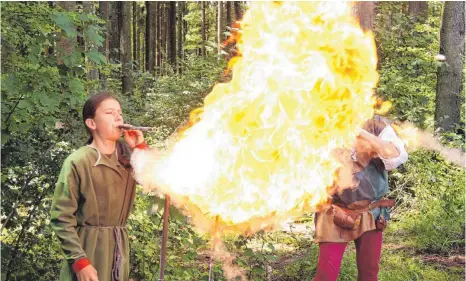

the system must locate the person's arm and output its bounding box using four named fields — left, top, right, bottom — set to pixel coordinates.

left=123, top=127, right=146, bottom=150
left=50, top=160, right=98, bottom=280
left=358, top=128, right=399, bottom=159
left=377, top=125, right=408, bottom=170
left=359, top=126, right=408, bottom=170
